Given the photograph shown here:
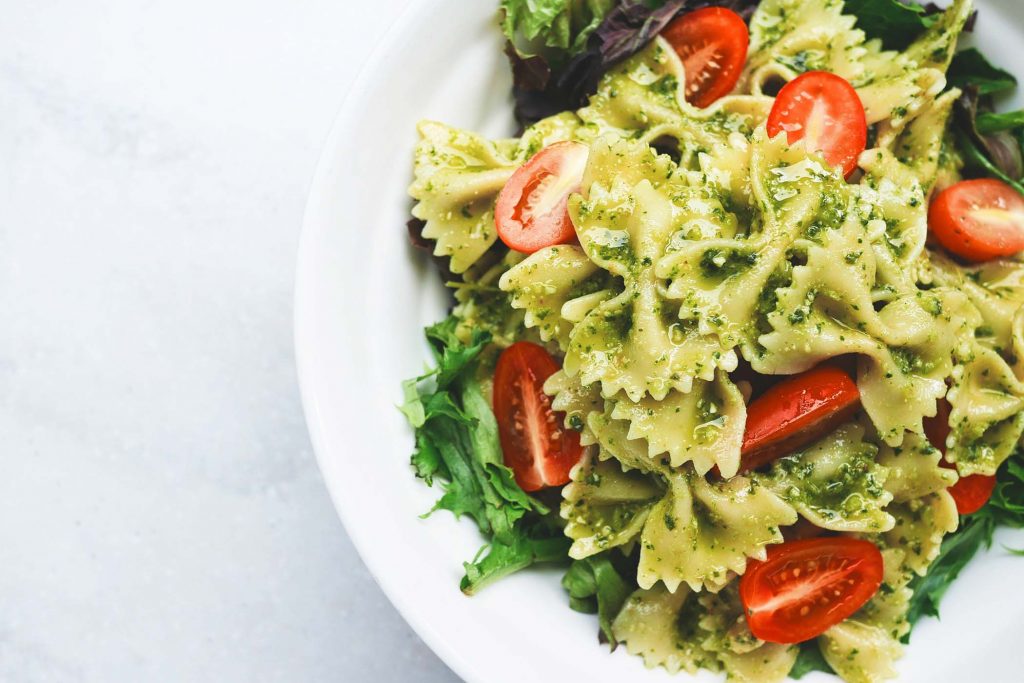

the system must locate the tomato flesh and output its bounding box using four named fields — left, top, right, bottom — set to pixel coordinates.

left=661, top=7, right=749, bottom=108
left=766, top=71, right=867, bottom=178
left=923, top=398, right=996, bottom=515
left=492, top=342, right=583, bottom=492
left=740, top=537, right=884, bottom=644
left=495, top=141, right=589, bottom=254
left=739, top=365, right=860, bottom=472
left=946, top=470, right=997, bottom=515
left=928, top=179, right=1024, bottom=262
